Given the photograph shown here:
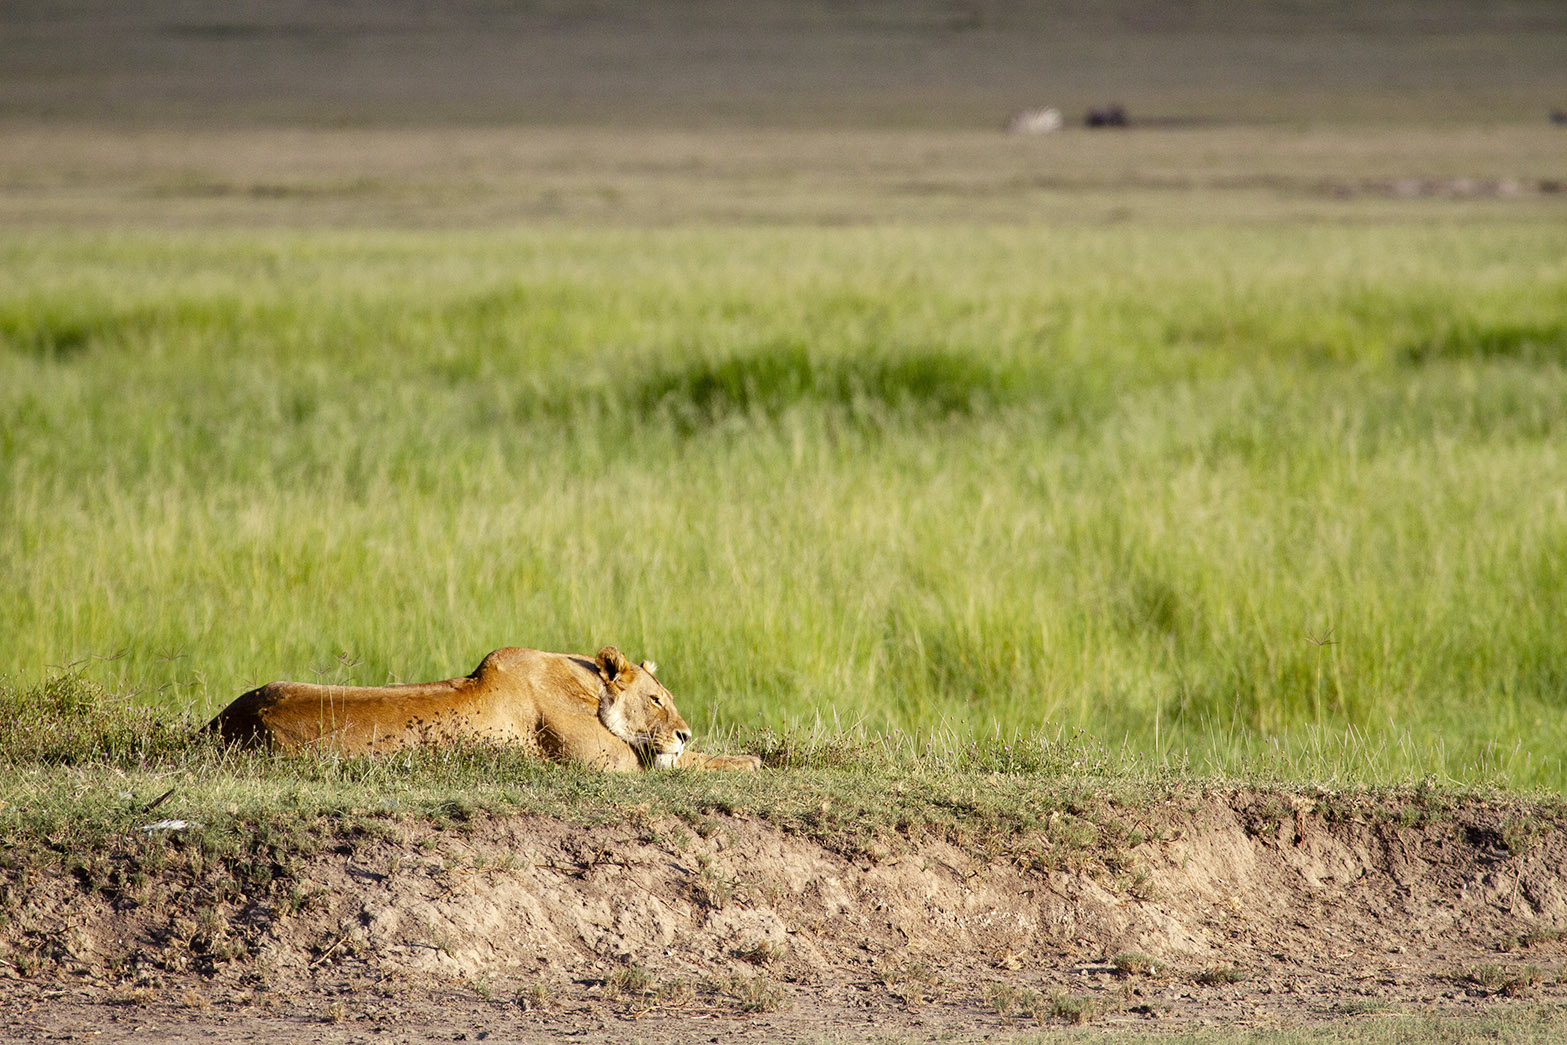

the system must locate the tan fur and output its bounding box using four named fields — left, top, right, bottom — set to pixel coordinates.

left=206, top=646, right=760, bottom=772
